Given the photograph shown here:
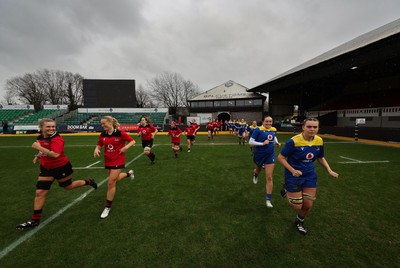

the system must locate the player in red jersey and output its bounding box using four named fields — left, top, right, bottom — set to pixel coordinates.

left=168, top=121, right=183, bottom=158
left=184, top=121, right=196, bottom=152
left=16, top=119, right=98, bottom=229
left=190, top=119, right=200, bottom=145
left=94, top=116, right=136, bottom=219
left=137, top=116, right=158, bottom=164
left=207, top=119, right=214, bottom=140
